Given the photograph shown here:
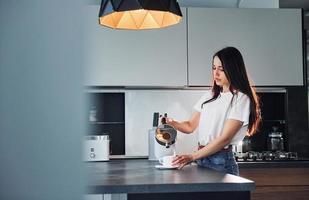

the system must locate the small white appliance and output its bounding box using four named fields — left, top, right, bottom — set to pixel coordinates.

left=148, top=112, right=177, bottom=160
left=83, top=135, right=109, bottom=161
